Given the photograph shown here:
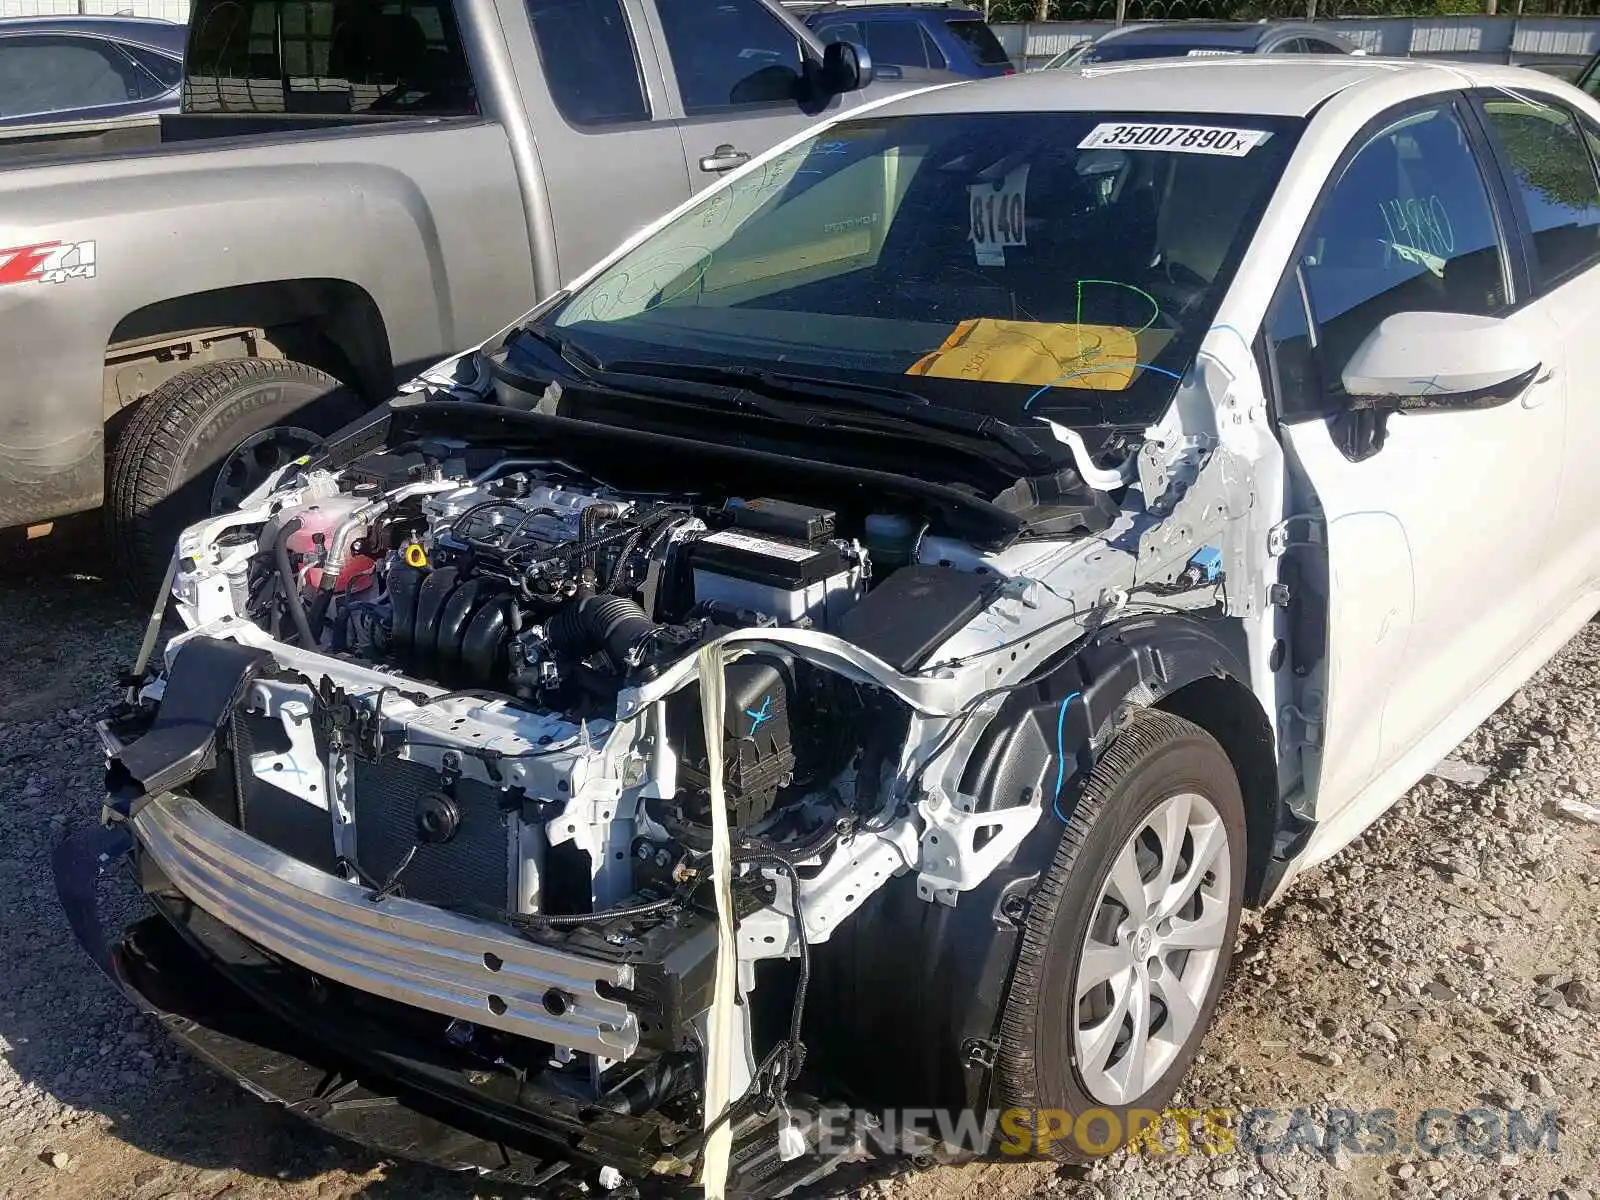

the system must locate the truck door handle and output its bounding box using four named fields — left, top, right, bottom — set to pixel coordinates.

left=699, top=144, right=750, bottom=173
